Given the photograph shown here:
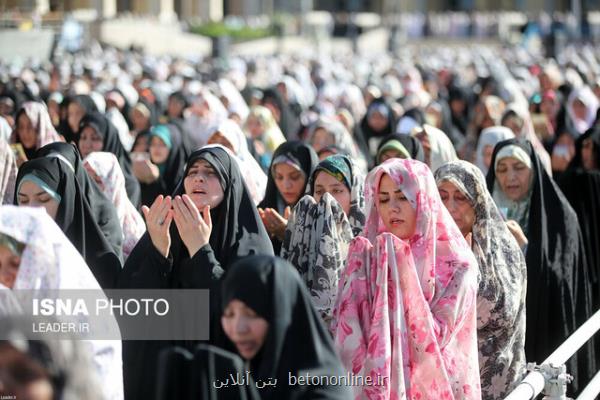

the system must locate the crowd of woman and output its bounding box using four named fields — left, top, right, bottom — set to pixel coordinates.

left=1, top=42, right=599, bottom=400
